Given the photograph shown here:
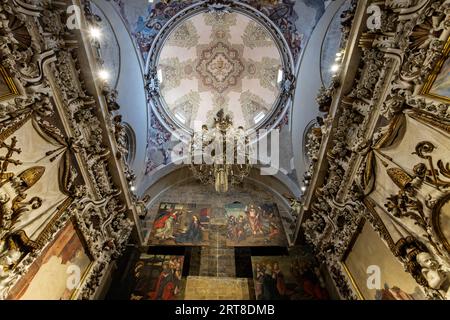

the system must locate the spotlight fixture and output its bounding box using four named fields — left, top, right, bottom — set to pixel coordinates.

left=277, top=68, right=283, bottom=84
left=88, top=26, right=102, bottom=40
left=98, top=69, right=110, bottom=81
left=157, top=68, right=163, bottom=83
left=301, top=186, right=307, bottom=192
left=331, top=64, right=340, bottom=73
